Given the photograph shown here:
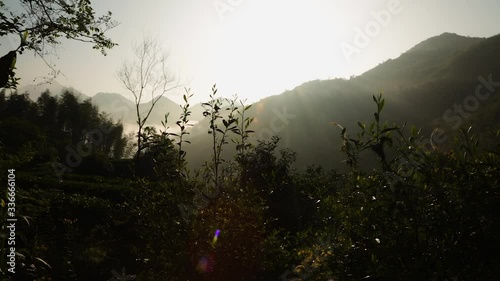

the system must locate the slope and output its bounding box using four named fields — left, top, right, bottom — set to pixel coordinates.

left=185, top=32, right=500, bottom=172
